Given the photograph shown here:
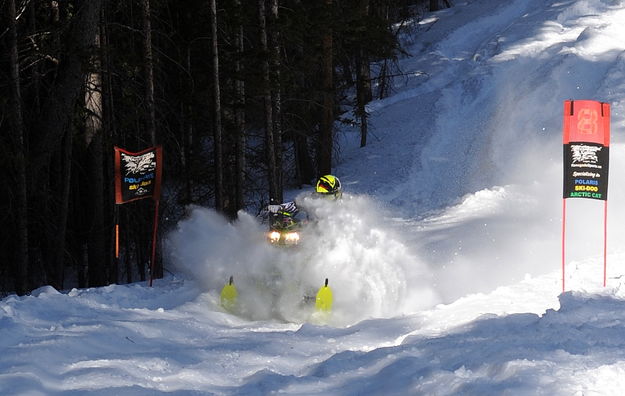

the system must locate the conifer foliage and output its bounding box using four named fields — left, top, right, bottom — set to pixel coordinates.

left=0, top=0, right=447, bottom=294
